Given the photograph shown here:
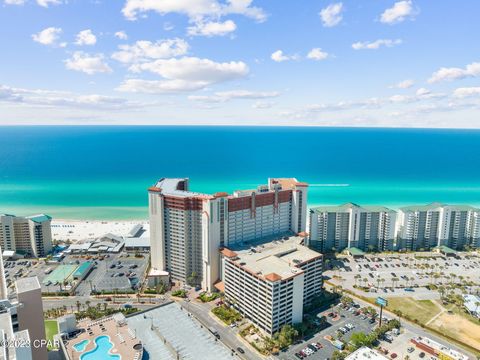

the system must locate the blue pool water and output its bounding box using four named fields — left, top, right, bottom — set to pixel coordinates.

left=73, top=339, right=89, bottom=352
left=80, top=336, right=120, bottom=360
